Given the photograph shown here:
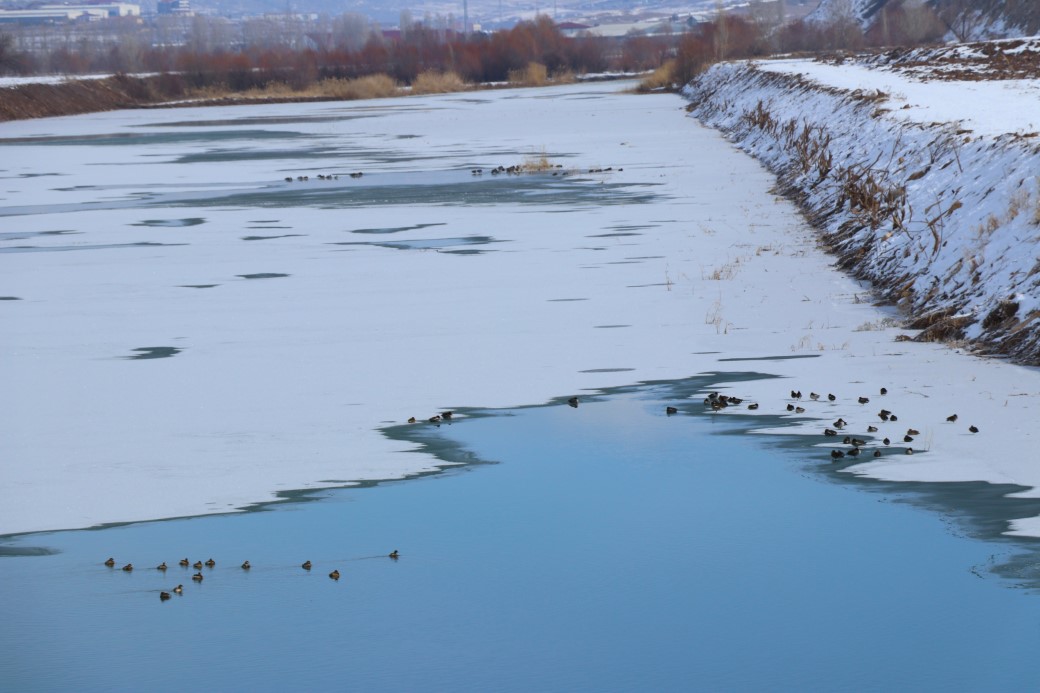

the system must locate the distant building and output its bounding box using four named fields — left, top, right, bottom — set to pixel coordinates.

left=0, top=3, right=140, bottom=24
left=157, top=0, right=192, bottom=16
